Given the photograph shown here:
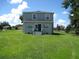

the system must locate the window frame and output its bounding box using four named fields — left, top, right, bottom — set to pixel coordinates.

left=32, top=14, right=37, bottom=20
left=45, top=14, right=50, bottom=20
